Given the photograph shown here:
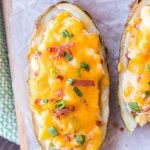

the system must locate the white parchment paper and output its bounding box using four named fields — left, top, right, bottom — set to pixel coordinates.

left=8, top=0, right=150, bottom=150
